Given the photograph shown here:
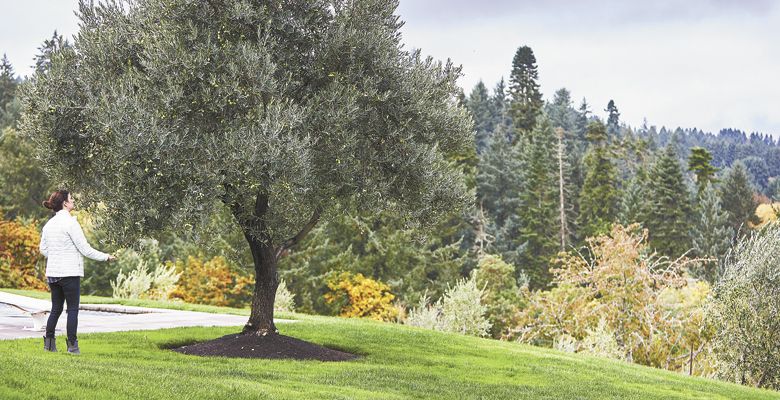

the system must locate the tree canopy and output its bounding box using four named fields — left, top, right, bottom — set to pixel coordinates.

left=21, top=0, right=473, bottom=334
